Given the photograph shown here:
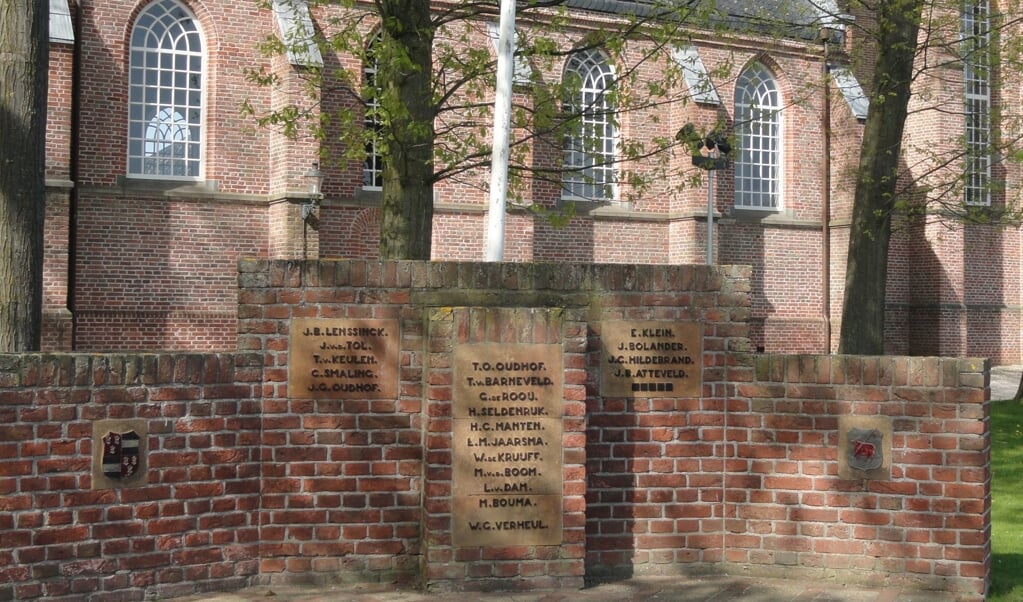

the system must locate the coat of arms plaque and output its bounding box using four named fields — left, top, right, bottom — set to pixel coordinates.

left=102, top=430, right=141, bottom=480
